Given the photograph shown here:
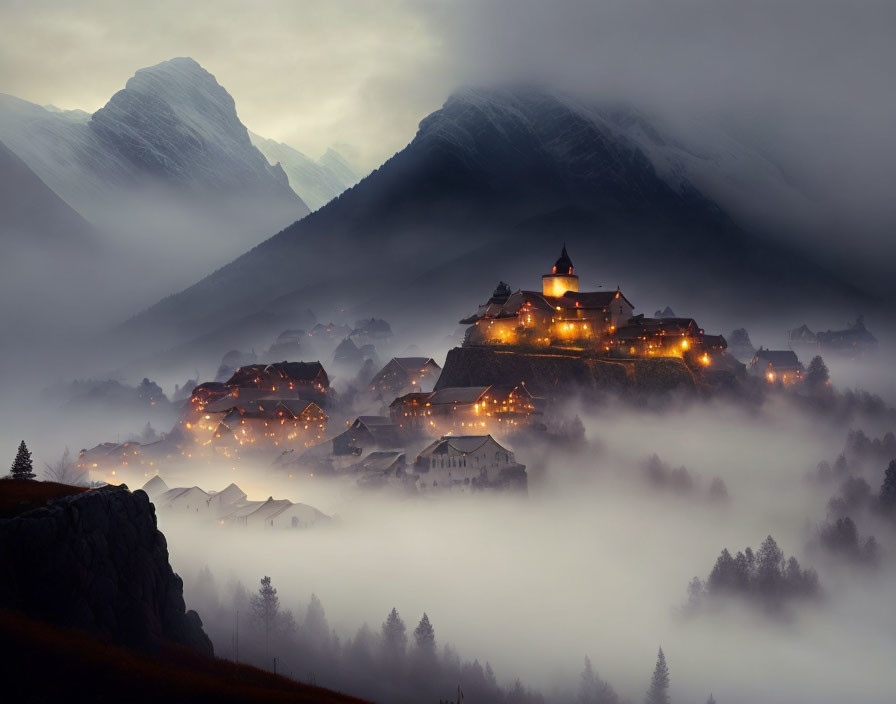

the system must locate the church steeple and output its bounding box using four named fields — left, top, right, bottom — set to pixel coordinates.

left=553, top=243, right=574, bottom=275
left=542, top=244, right=580, bottom=297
